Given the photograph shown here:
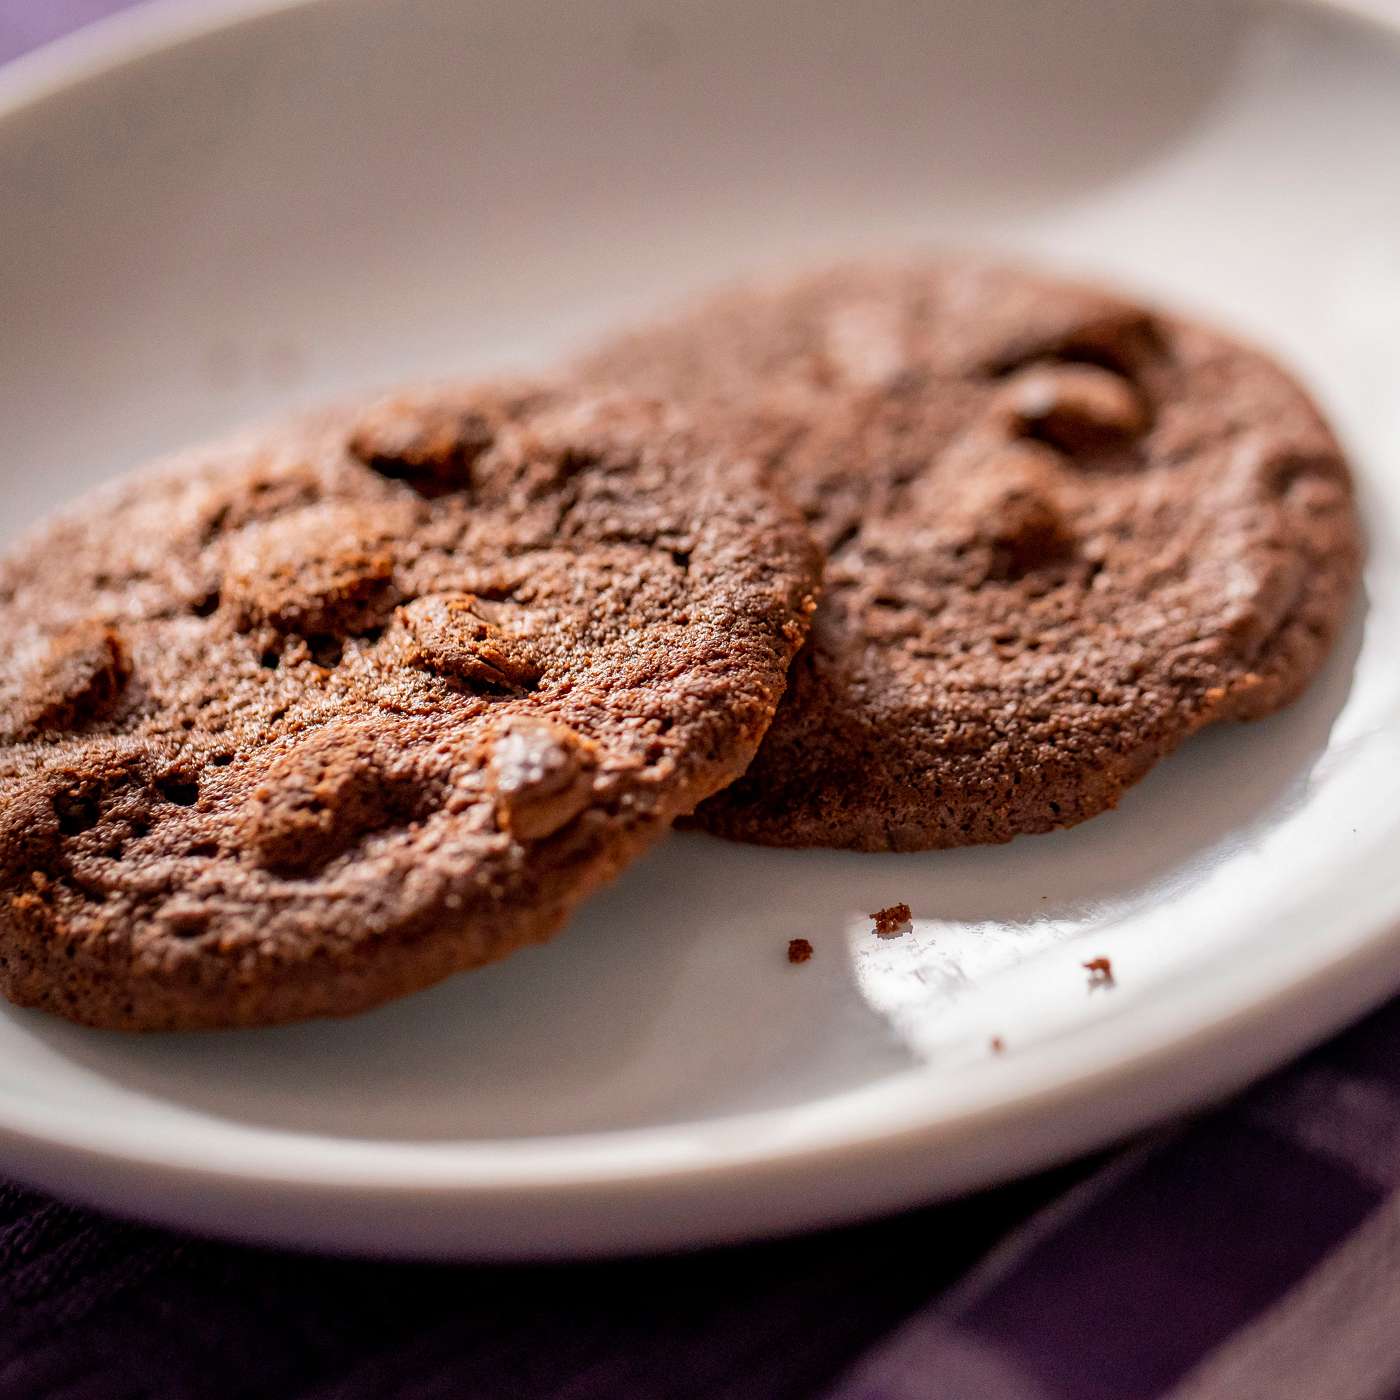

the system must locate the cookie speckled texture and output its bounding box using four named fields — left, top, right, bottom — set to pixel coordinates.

left=575, top=259, right=1361, bottom=850
left=0, top=386, right=819, bottom=1028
